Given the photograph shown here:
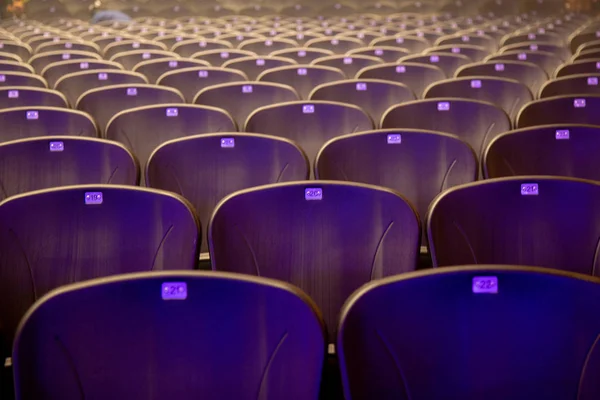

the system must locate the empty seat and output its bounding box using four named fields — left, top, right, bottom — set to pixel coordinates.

left=0, top=136, right=138, bottom=200
left=539, top=74, right=600, bottom=98
left=0, top=107, right=97, bottom=142
left=484, top=124, right=600, bottom=180
left=209, top=181, right=420, bottom=341
left=270, top=47, right=334, bottom=63
left=41, top=59, right=123, bottom=89
left=147, top=133, right=309, bottom=251
left=435, top=33, right=498, bottom=51
left=29, top=50, right=102, bottom=74
left=517, top=95, right=600, bottom=128
left=555, top=59, right=600, bottom=77
left=194, top=82, right=299, bottom=128
left=157, top=67, right=247, bottom=103
left=455, top=60, right=548, bottom=95
left=338, top=266, right=600, bottom=400
left=399, top=53, right=471, bottom=78
left=0, top=52, right=23, bottom=62
left=424, top=44, right=490, bottom=62
left=77, top=84, right=184, bottom=134
left=311, top=55, right=383, bottom=79
left=370, top=35, right=431, bottom=53
left=239, top=38, right=298, bottom=55
left=222, top=56, right=296, bottom=80
left=309, top=79, right=415, bottom=126
left=357, top=62, right=446, bottom=98
left=13, top=271, right=325, bottom=399
left=103, top=39, right=168, bottom=60
left=569, top=49, right=600, bottom=63
left=0, top=185, right=199, bottom=346
left=55, top=70, right=148, bottom=107
left=382, top=99, right=511, bottom=158
left=0, top=87, right=67, bottom=109
left=110, top=49, right=178, bottom=70
left=424, top=77, right=532, bottom=120
left=192, top=49, right=257, bottom=66
left=171, top=38, right=233, bottom=57
left=428, top=177, right=600, bottom=273
left=485, top=50, right=562, bottom=76
left=0, top=71, right=46, bottom=88
left=257, top=65, right=346, bottom=99
left=347, top=46, right=410, bottom=64
left=132, top=58, right=209, bottom=83
left=106, top=104, right=235, bottom=179
left=0, top=41, right=31, bottom=61
left=245, top=100, right=373, bottom=169
left=305, top=37, right=364, bottom=54
left=316, top=129, right=477, bottom=241
left=0, top=61, right=33, bottom=74
left=35, top=40, right=100, bottom=55
left=499, top=42, right=570, bottom=61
